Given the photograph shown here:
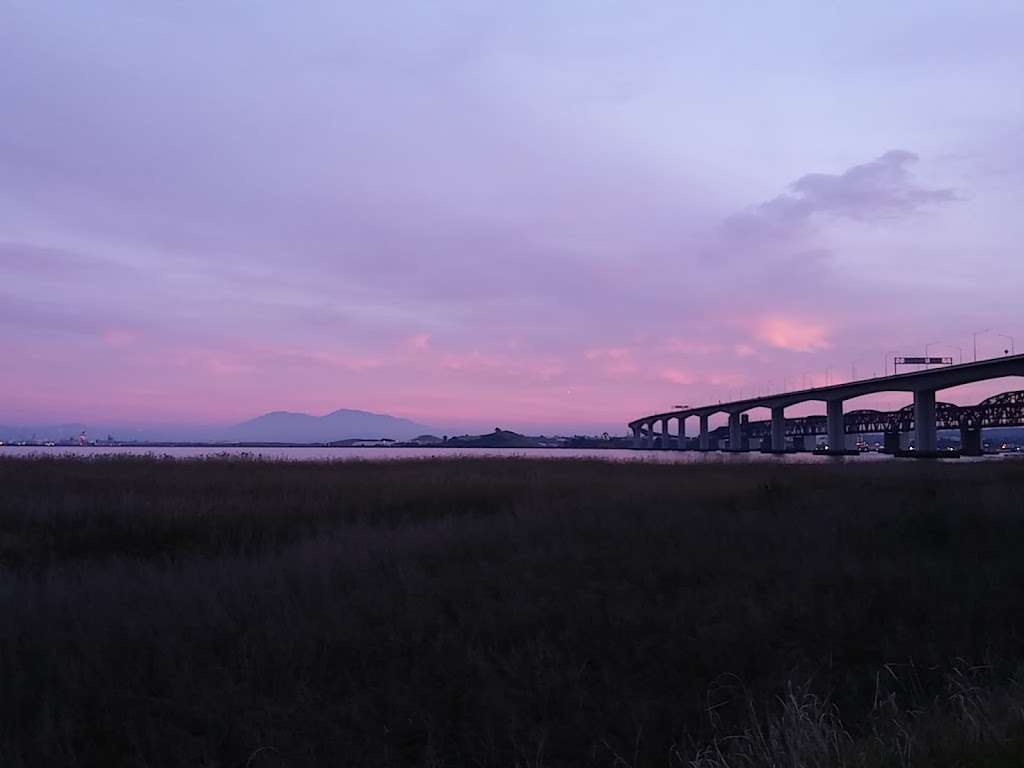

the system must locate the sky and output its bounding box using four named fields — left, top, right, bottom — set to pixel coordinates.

left=2, top=0, right=1023, bottom=434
